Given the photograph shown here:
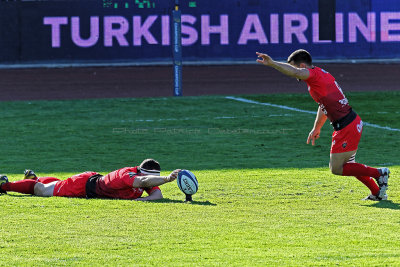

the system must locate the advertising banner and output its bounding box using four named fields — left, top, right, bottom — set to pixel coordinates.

left=0, top=0, right=399, bottom=64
